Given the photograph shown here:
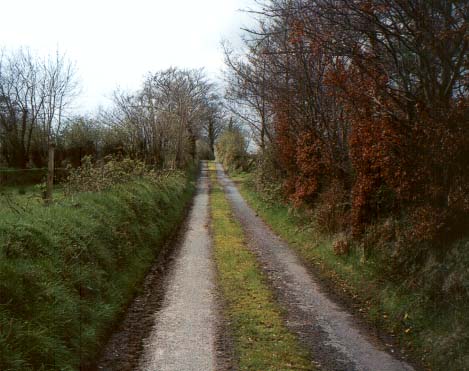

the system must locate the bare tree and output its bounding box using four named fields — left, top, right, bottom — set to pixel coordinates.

left=223, top=41, right=273, bottom=151
left=0, top=48, right=79, bottom=167
left=201, top=94, right=225, bottom=156
left=39, top=50, right=79, bottom=149
left=103, top=67, right=220, bottom=168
